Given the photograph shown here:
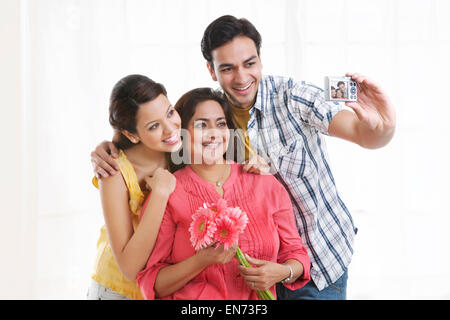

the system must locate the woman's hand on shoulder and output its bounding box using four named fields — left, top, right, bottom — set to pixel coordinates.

left=242, top=154, right=271, bottom=175
left=144, top=168, right=176, bottom=197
